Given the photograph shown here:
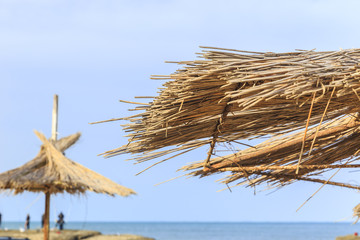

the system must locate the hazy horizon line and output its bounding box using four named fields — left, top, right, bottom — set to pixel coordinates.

left=0, top=221, right=354, bottom=223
